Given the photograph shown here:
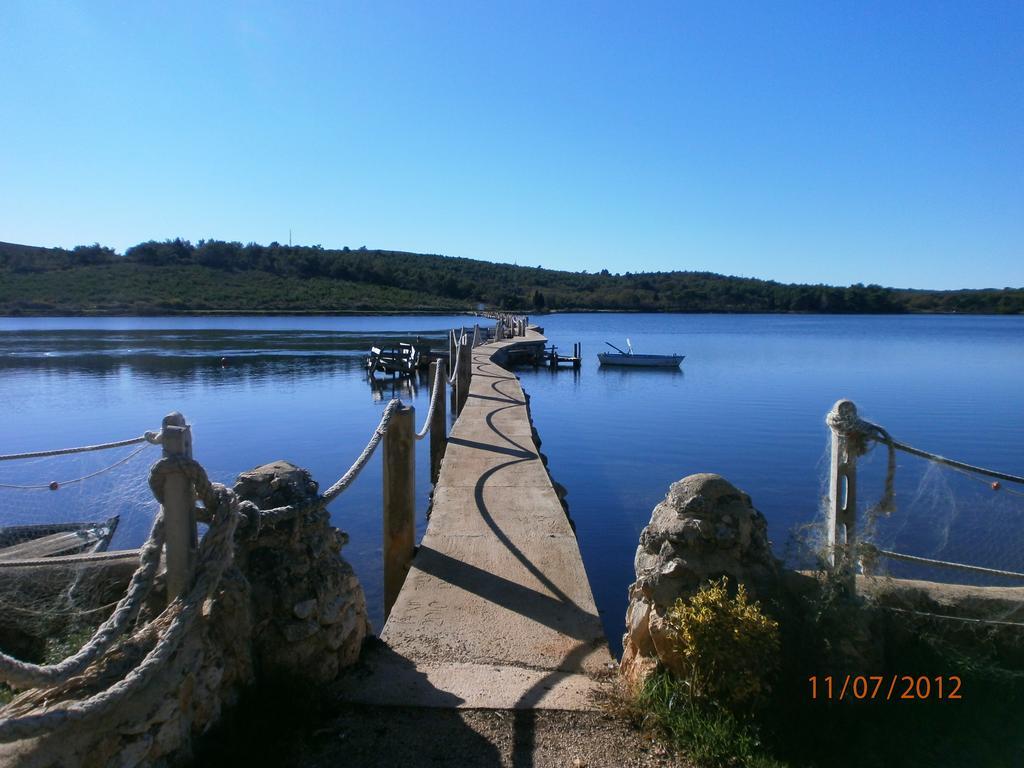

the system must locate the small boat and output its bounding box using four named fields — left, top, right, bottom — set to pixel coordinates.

left=367, top=343, right=420, bottom=376
left=597, top=340, right=684, bottom=368
left=0, top=515, right=119, bottom=561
